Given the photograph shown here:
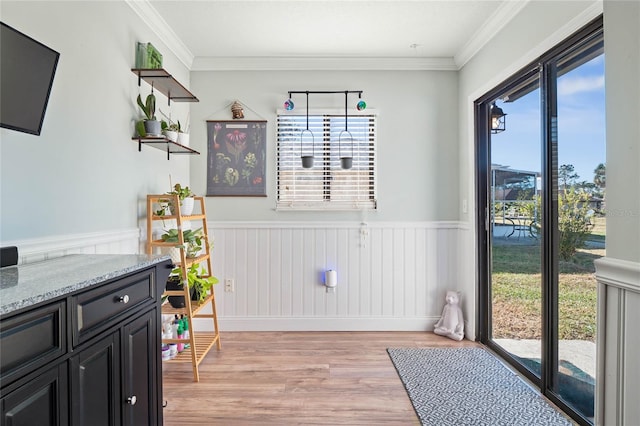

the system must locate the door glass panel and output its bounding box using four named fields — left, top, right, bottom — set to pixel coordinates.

left=490, top=80, right=543, bottom=377
left=554, top=52, right=605, bottom=422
